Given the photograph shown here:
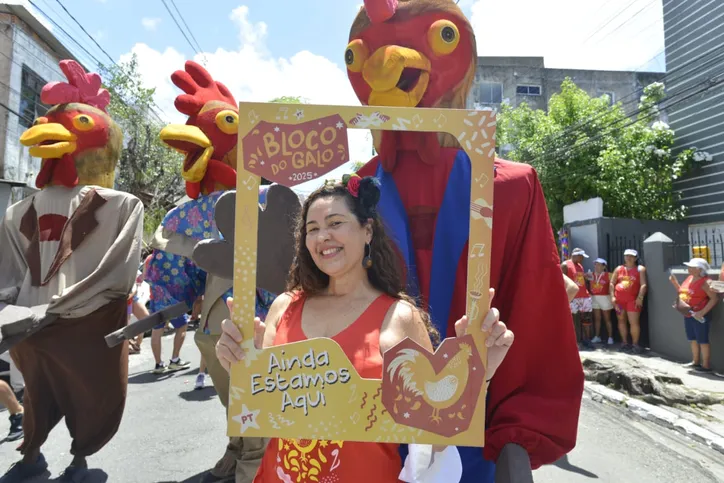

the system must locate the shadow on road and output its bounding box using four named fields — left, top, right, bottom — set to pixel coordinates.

left=13, top=469, right=108, bottom=482
left=128, top=368, right=196, bottom=385
left=553, top=455, right=598, bottom=479
left=179, top=388, right=217, bottom=402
